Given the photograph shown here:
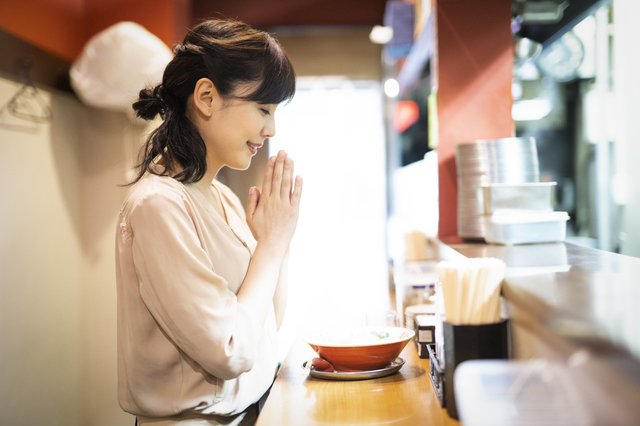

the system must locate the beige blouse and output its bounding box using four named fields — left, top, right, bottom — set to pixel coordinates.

left=115, top=172, right=279, bottom=422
